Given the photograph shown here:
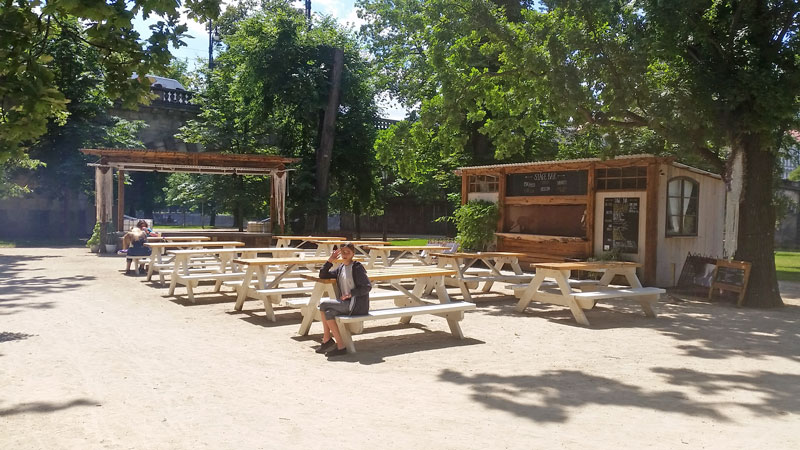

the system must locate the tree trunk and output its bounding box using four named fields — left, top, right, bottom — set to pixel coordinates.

left=733, top=134, right=784, bottom=307
left=314, top=47, right=344, bottom=233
